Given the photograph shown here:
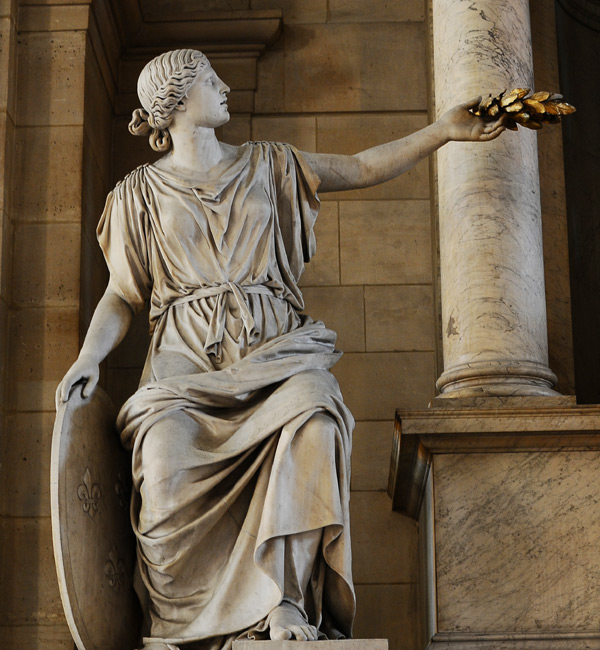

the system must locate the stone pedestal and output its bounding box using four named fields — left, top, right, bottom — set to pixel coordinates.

left=234, top=641, right=388, bottom=650
left=389, top=402, right=600, bottom=649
